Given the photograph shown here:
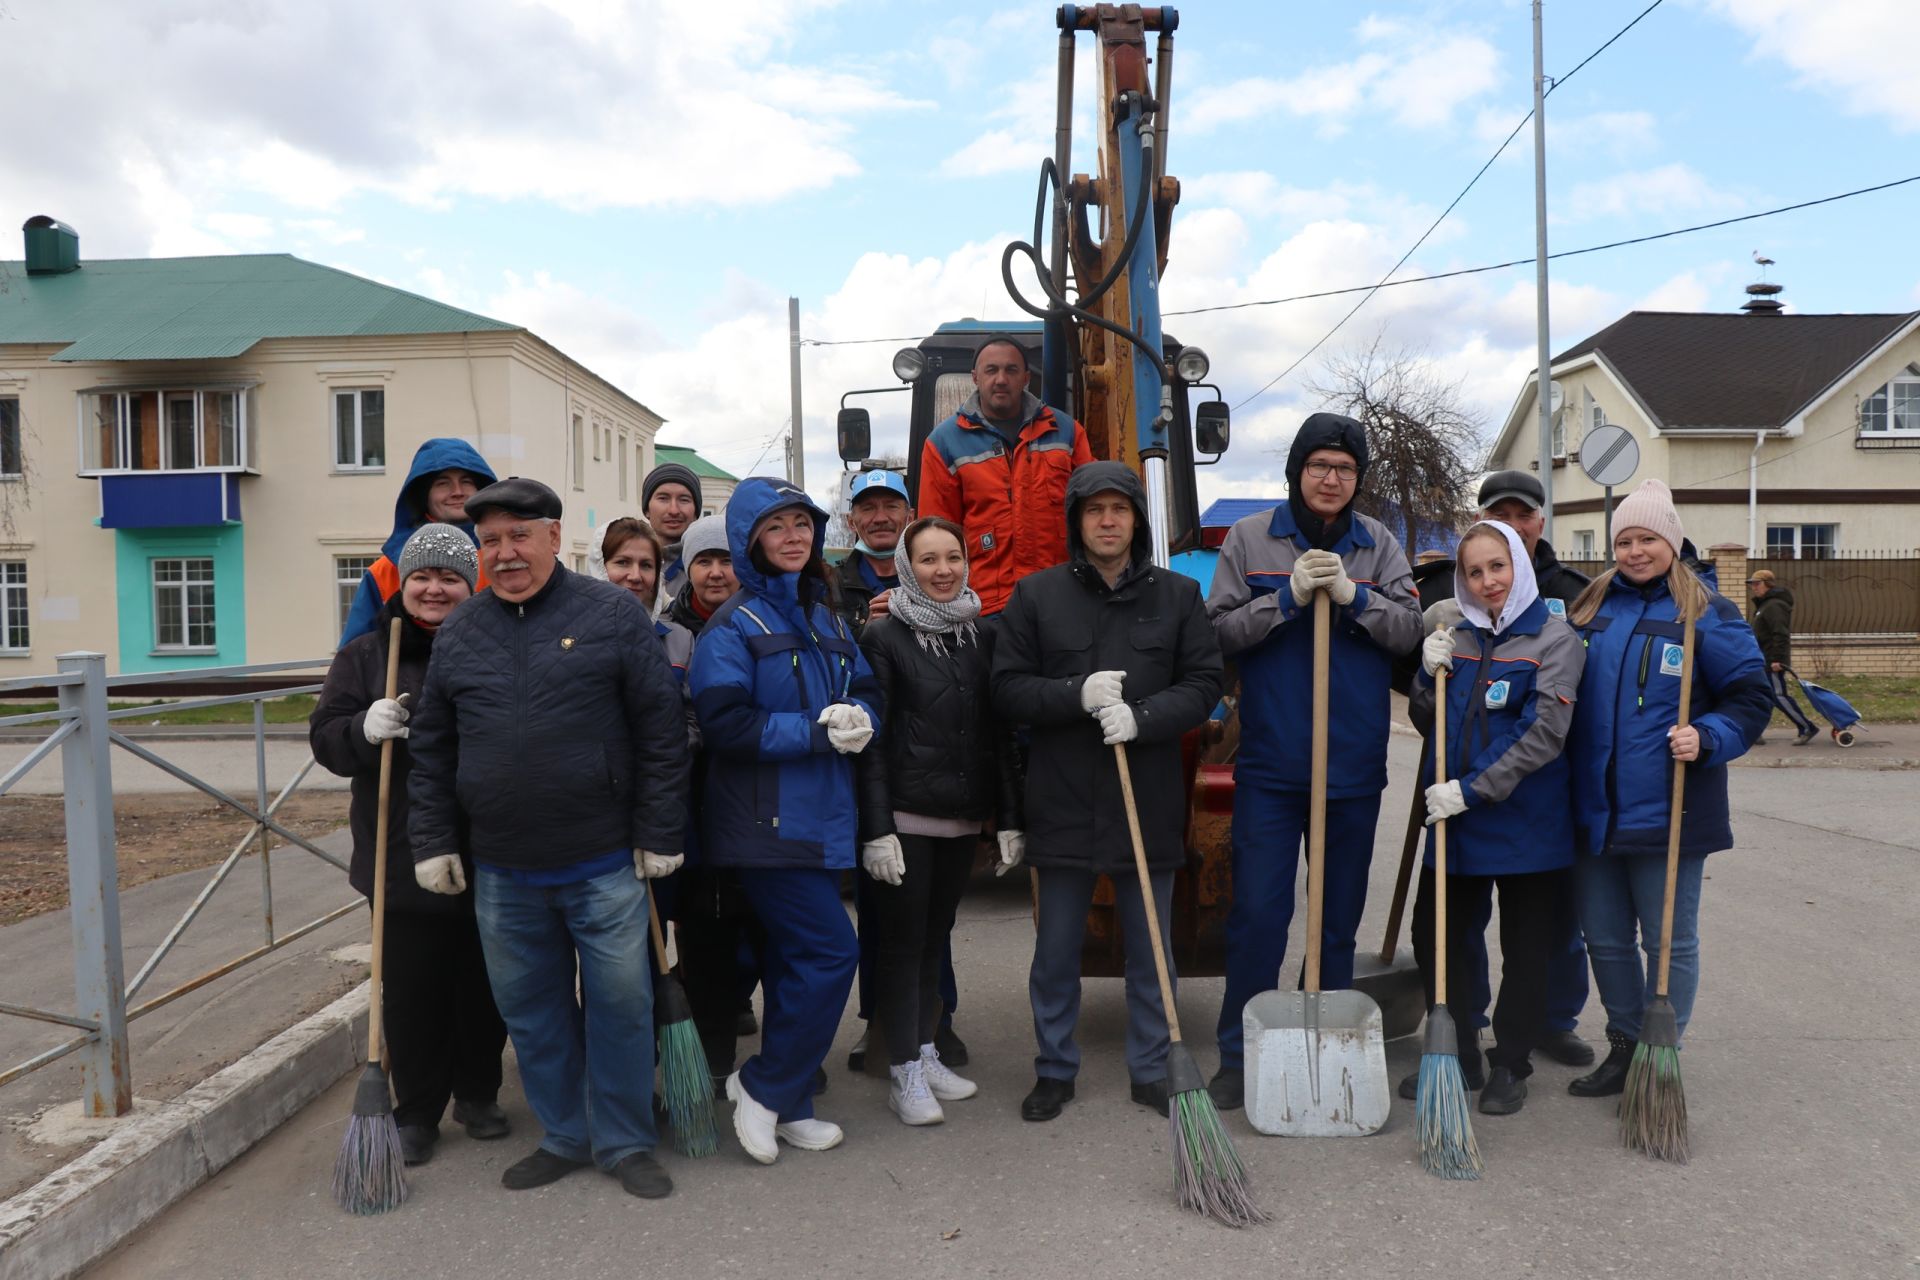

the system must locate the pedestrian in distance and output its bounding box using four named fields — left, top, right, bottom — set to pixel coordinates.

left=991, top=461, right=1224, bottom=1123
left=339, top=438, right=496, bottom=645
left=1405, top=521, right=1586, bottom=1116
left=1204, top=412, right=1422, bottom=1111
left=1563, top=479, right=1771, bottom=1098
left=643, top=460, right=704, bottom=614
left=406, top=477, right=689, bottom=1200
left=310, top=523, right=510, bottom=1169
left=855, top=516, right=1023, bottom=1125
left=1747, top=568, right=1819, bottom=746
left=686, top=477, right=881, bottom=1164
